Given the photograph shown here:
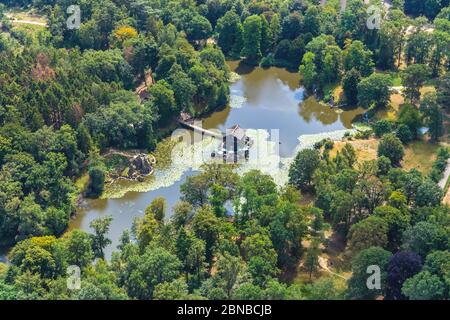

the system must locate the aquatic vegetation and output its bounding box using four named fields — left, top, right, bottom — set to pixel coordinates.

left=230, top=95, right=247, bottom=109
left=237, top=128, right=355, bottom=187
left=101, top=126, right=354, bottom=199
left=102, top=133, right=219, bottom=199
left=229, top=71, right=241, bottom=83
left=352, top=123, right=372, bottom=132
left=151, top=138, right=178, bottom=170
